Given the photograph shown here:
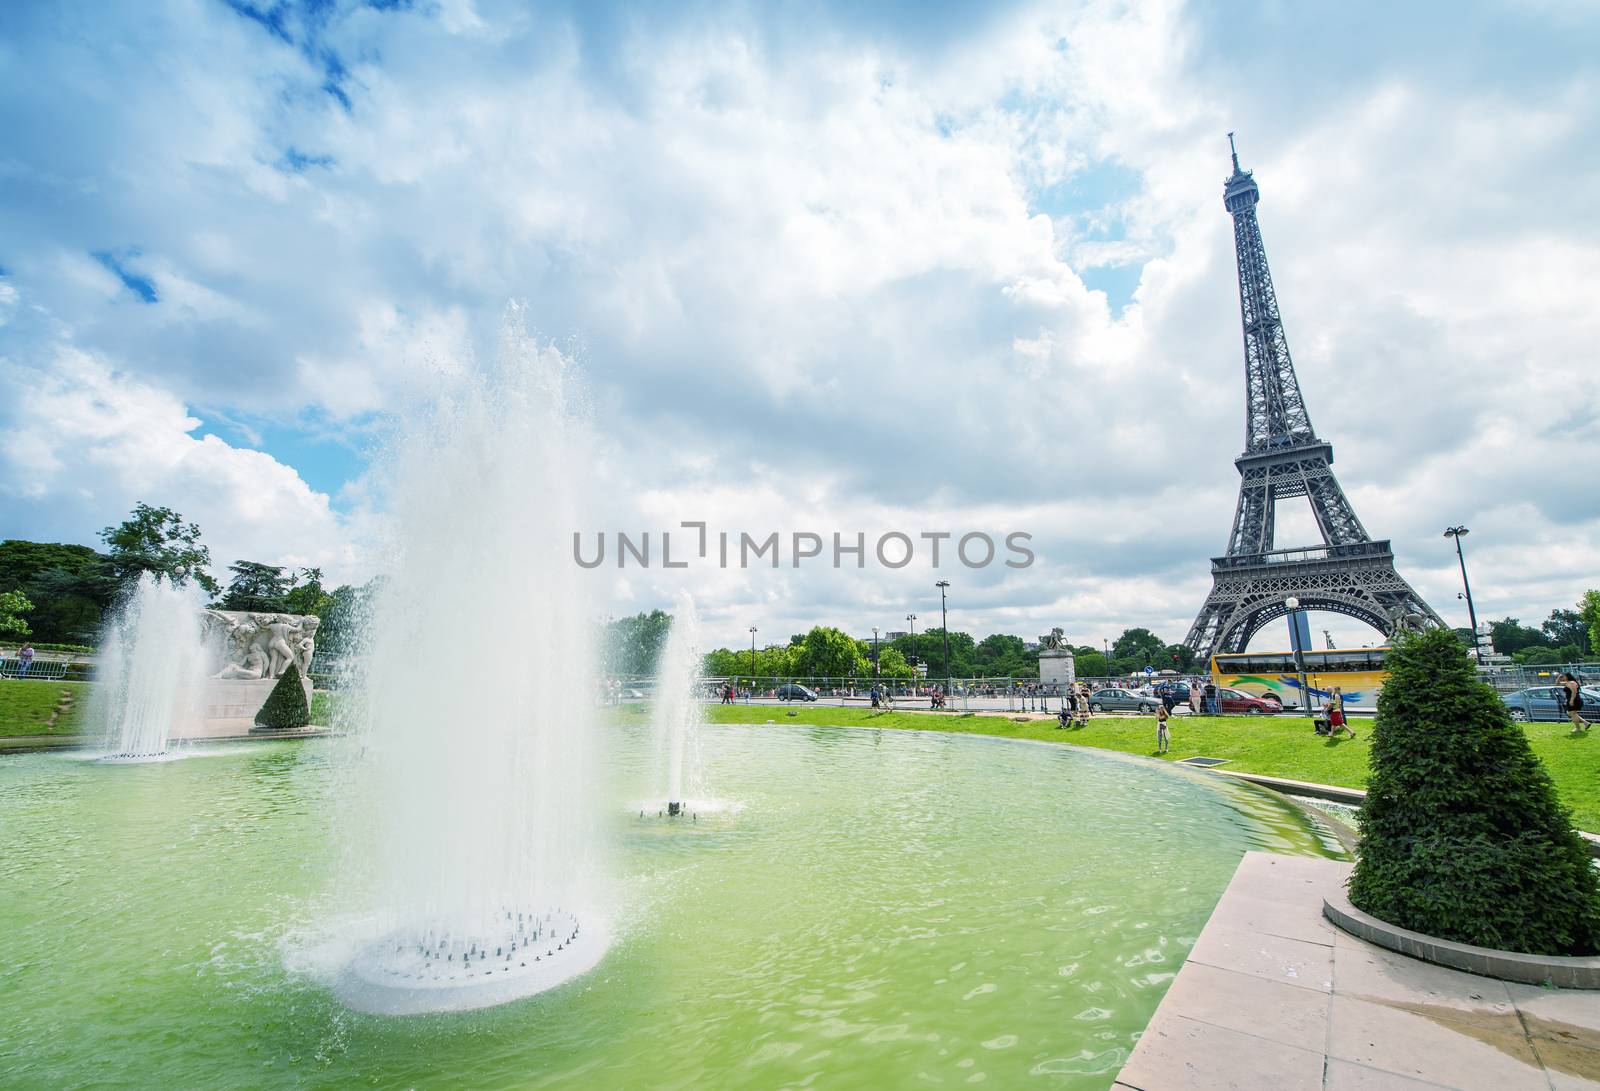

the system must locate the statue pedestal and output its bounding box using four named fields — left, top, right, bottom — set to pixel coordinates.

left=171, top=677, right=314, bottom=740
left=1039, top=650, right=1076, bottom=687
